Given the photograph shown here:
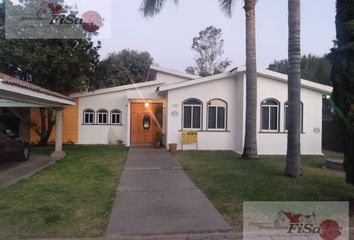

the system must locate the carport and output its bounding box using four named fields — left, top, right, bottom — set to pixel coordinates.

left=0, top=73, right=75, bottom=158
